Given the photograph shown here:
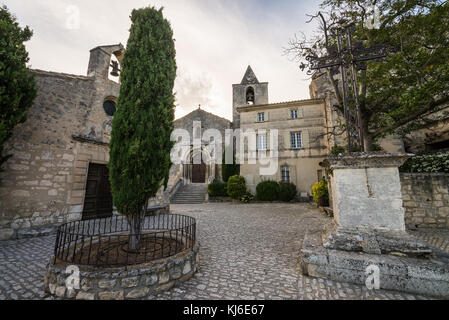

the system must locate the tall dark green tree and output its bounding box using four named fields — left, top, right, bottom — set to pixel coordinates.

left=109, top=7, right=176, bottom=250
left=0, top=6, right=36, bottom=171
left=222, top=146, right=240, bottom=182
